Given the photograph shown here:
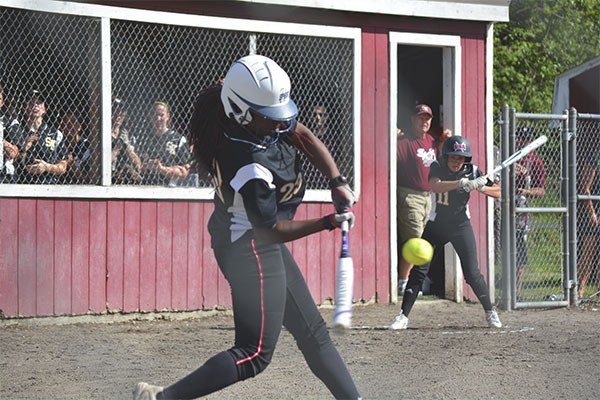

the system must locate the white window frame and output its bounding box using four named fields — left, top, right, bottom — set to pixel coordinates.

left=0, top=0, right=361, bottom=202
